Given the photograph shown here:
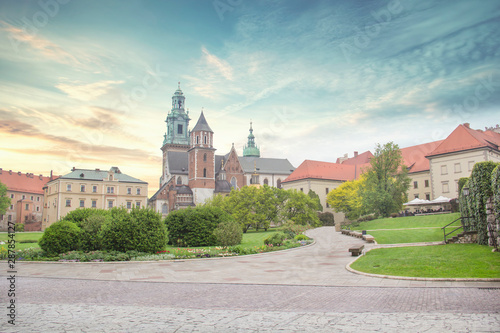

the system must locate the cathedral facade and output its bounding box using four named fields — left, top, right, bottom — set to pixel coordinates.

left=149, top=84, right=295, bottom=215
